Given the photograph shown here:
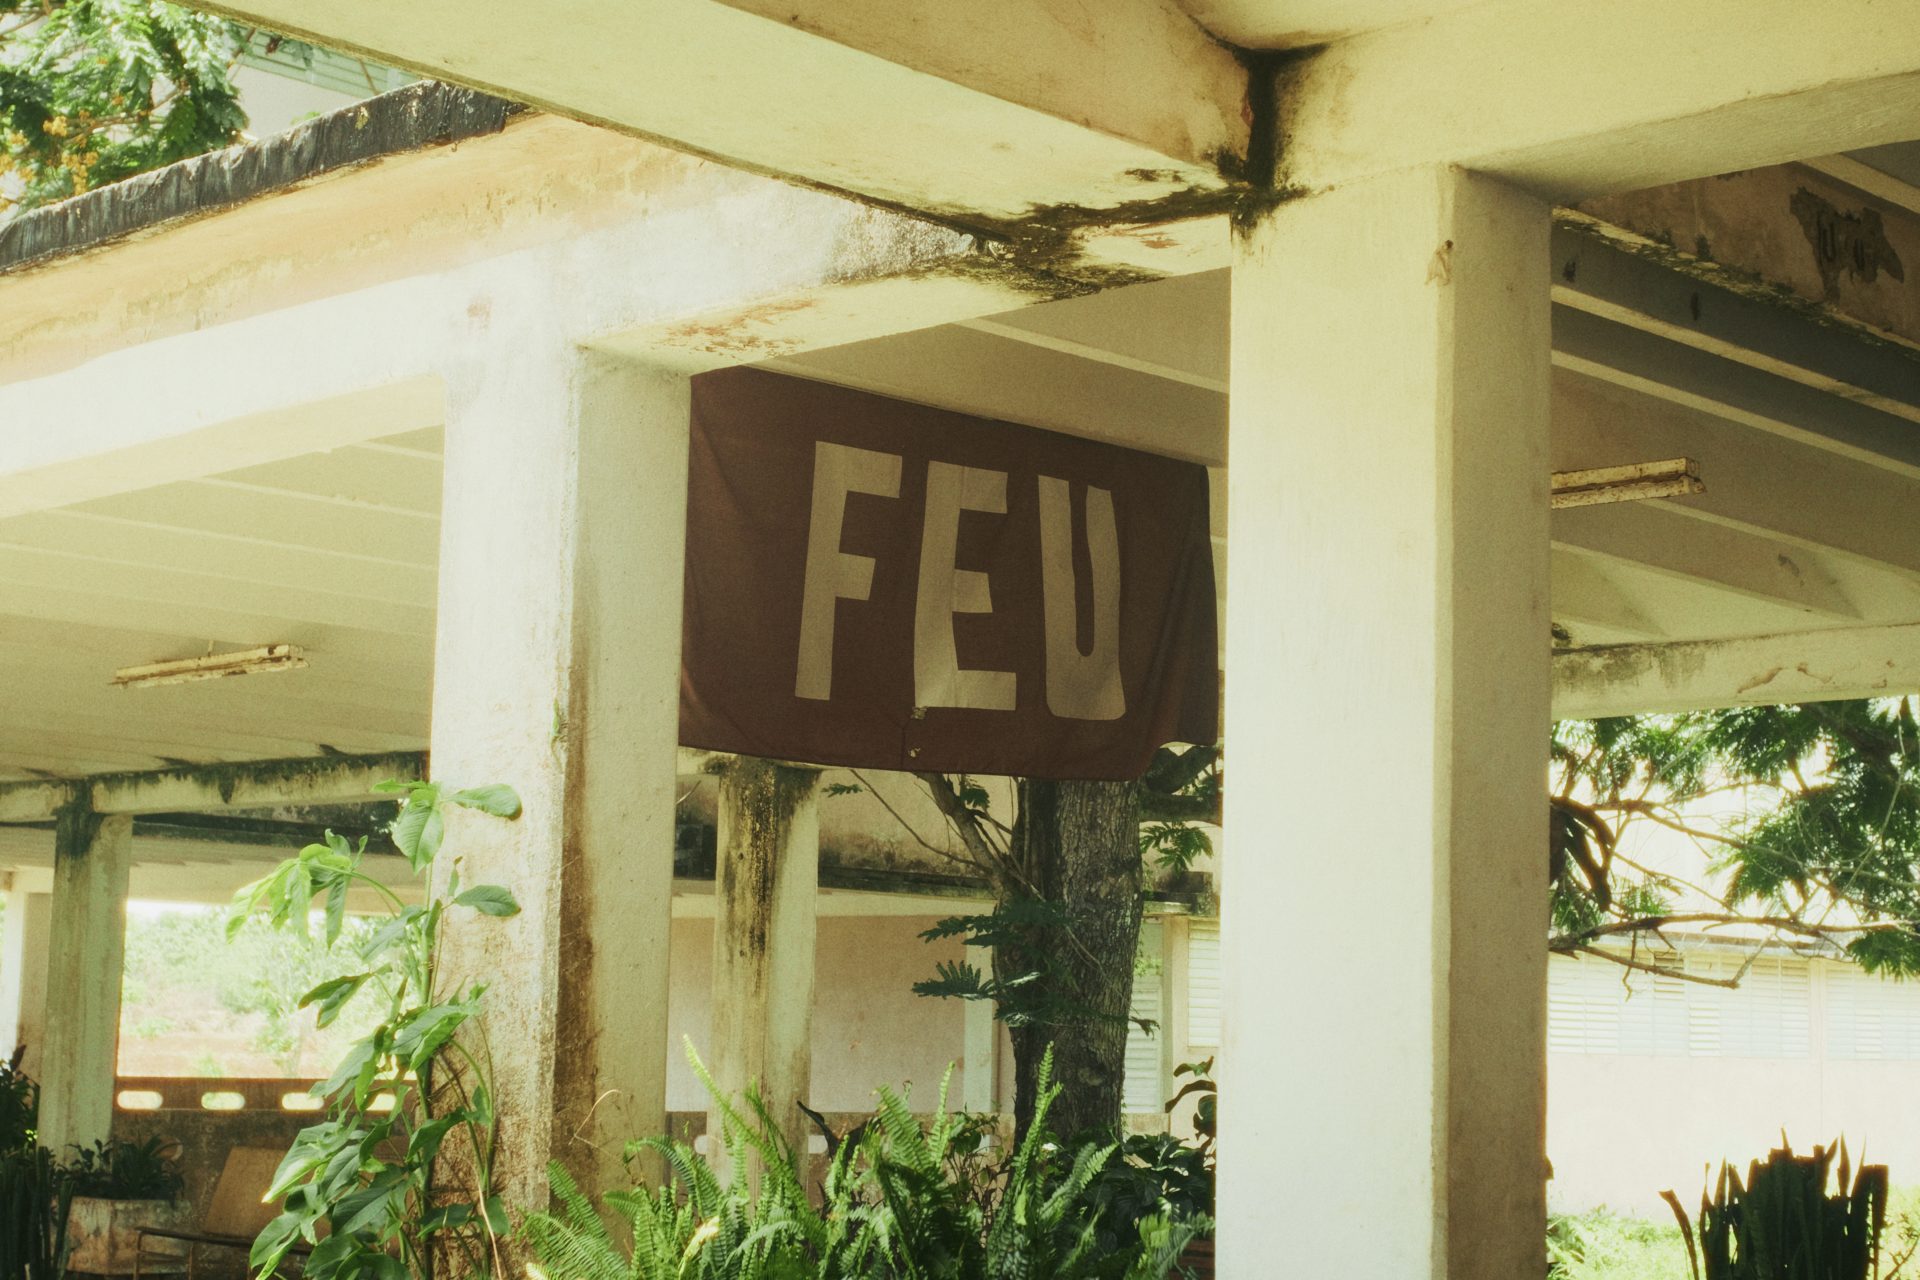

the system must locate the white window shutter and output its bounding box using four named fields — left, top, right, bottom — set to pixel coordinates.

left=1124, top=921, right=1166, bottom=1114
left=1187, top=919, right=1221, bottom=1048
